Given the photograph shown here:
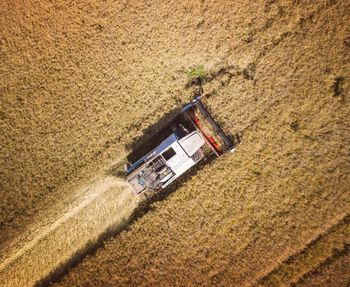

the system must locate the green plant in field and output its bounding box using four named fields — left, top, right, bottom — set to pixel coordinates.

left=187, top=65, right=208, bottom=79
left=251, top=166, right=262, bottom=176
